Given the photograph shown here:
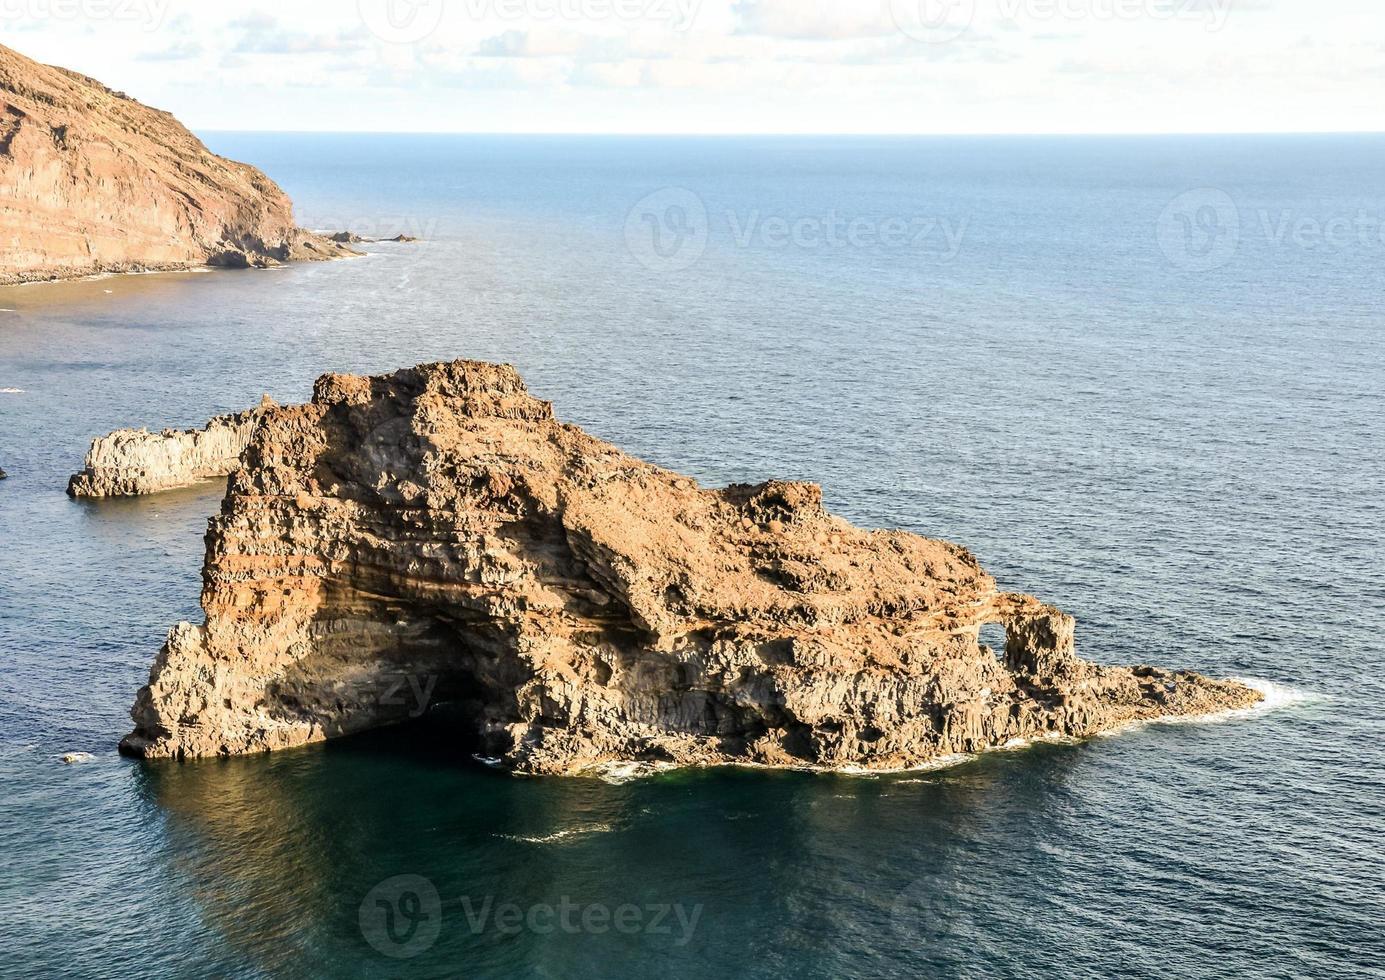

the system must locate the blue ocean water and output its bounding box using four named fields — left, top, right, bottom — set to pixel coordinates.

left=0, top=135, right=1381, bottom=978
